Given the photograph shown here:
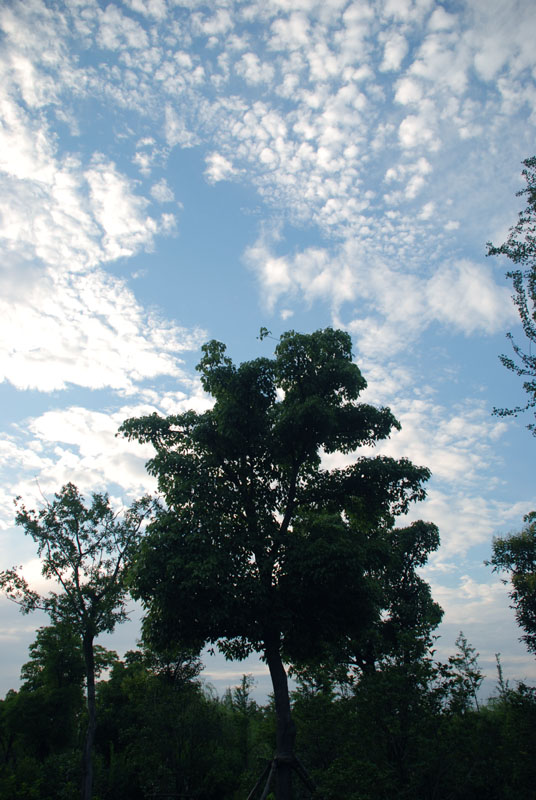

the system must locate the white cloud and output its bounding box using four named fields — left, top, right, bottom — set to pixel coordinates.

left=383, top=155, right=433, bottom=198
left=426, top=574, right=536, bottom=693
left=191, top=8, right=233, bottom=38
left=244, top=237, right=292, bottom=311
left=399, top=107, right=438, bottom=150
left=382, top=0, right=434, bottom=23
left=380, top=32, right=409, bottom=71
left=428, top=6, right=456, bottom=31
left=395, top=77, right=423, bottom=105
left=346, top=261, right=514, bottom=357
left=0, top=266, right=203, bottom=393
left=426, top=260, right=513, bottom=336
left=25, top=406, right=156, bottom=495
left=235, top=52, right=274, bottom=85
left=269, top=12, right=311, bottom=51
left=431, top=574, right=511, bottom=626
left=125, top=0, right=168, bottom=20
left=419, top=200, right=435, bottom=218
left=247, top=230, right=515, bottom=355
left=0, top=383, right=215, bottom=528
left=0, top=87, right=196, bottom=397
left=0, top=96, right=172, bottom=272
left=0, top=94, right=56, bottom=182
left=7, top=0, right=521, bottom=259
left=150, top=178, right=175, bottom=202
left=133, top=137, right=165, bottom=176
left=464, top=0, right=536, bottom=83
left=204, top=152, right=237, bottom=183
left=85, top=156, right=160, bottom=258
left=164, top=104, right=200, bottom=148
left=404, top=29, right=471, bottom=104
left=97, top=3, right=149, bottom=51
